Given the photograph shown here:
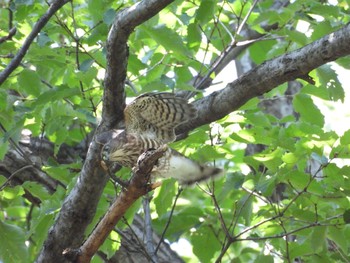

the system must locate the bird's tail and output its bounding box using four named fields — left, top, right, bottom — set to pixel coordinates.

left=152, top=149, right=223, bottom=186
